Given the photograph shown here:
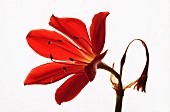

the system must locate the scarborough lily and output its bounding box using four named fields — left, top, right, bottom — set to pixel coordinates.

left=24, top=11, right=150, bottom=112
left=24, top=12, right=109, bottom=104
